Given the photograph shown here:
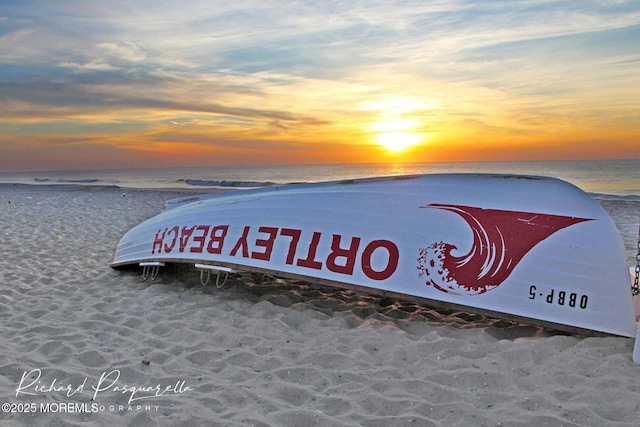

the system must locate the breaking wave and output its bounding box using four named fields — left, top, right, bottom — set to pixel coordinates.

left=34, top=178, right=102, bottom=184
left=589, top=192, right=640, bottom=202
left=179, top=179, right=277, bottom=188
